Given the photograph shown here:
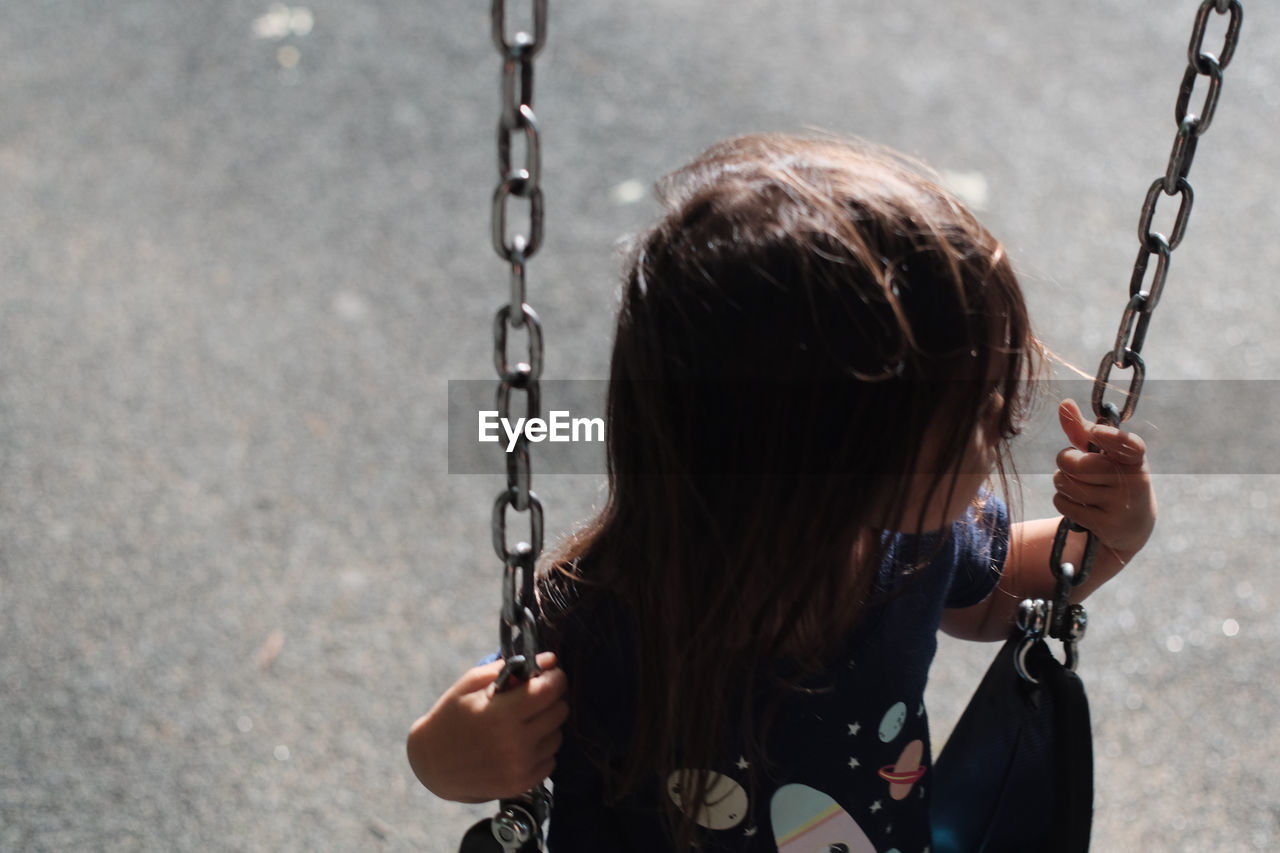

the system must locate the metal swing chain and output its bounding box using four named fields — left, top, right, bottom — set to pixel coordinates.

left=1016, top=0, right=1243, bottom=682
left=491, top=0, right=548, bottom=698
left=460, top=2, right=552, bottom=852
